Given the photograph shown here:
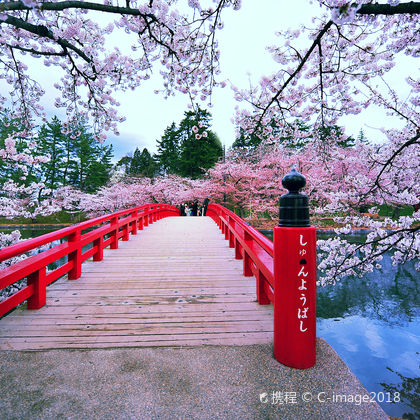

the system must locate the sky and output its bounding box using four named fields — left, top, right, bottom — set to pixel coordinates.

left=2, top=0, right=413, bottom=161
